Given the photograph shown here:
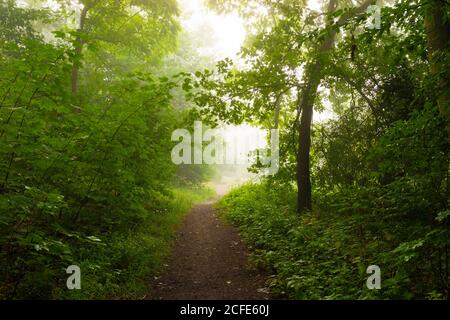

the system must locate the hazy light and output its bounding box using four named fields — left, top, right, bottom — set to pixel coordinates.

left=314, top=108, right=335, bottom=123
left=221, top=124, right=268, bottom=162
left=307, top=0, right=323, bottom=11
left=179, top=0, right=246, bottom=60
